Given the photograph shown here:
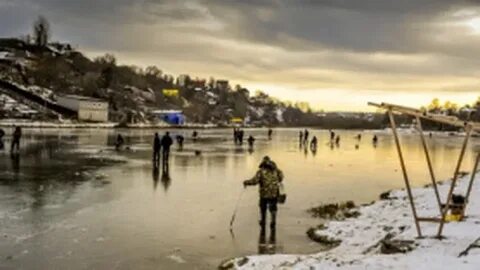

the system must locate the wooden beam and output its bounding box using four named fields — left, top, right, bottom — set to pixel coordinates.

left=437, top=126, right=472, bottom=237
left=417, top=217, right=443, bottom=223
left=388, top=109, right=422, bottom=238
left=464, top=153, right=480, bottom=212
left=416, top=116, right=442, bottom=214
left=368, top=102, right=480, bottom=132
